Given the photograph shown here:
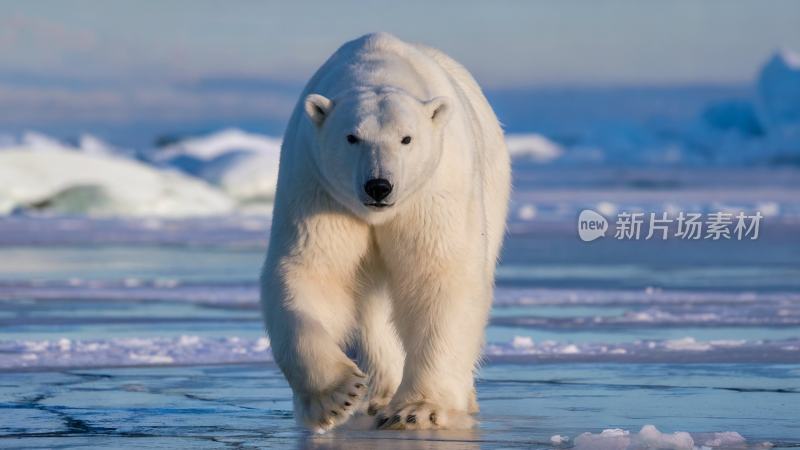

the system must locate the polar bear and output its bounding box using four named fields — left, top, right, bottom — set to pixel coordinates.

left=260, top=32, right=510, bottom=432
